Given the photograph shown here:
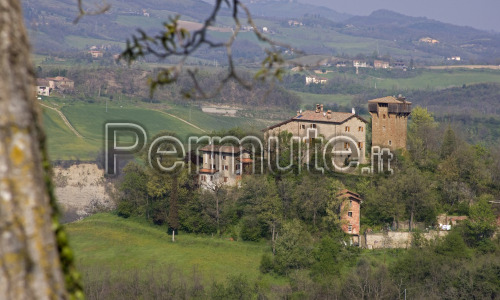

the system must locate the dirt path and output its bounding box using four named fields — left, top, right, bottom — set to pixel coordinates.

left=39, top=102, right=84, bottom=138
left=153, top=109, right=207, bottom=133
